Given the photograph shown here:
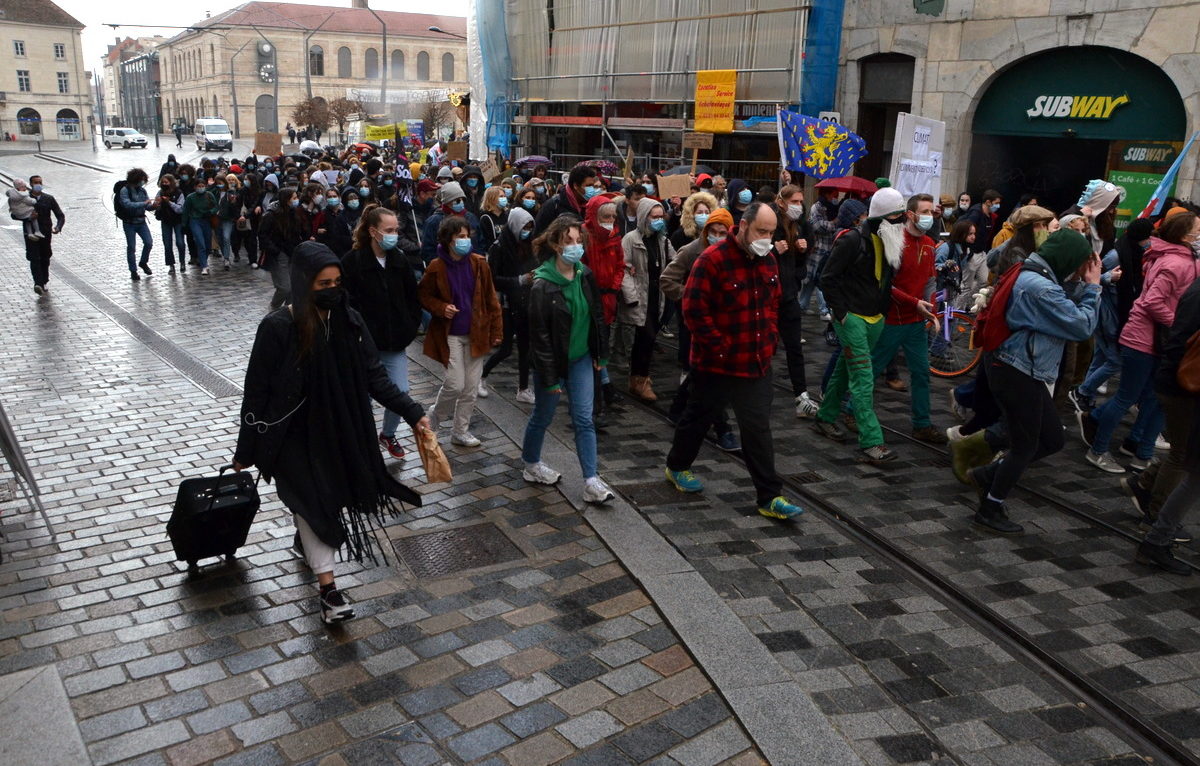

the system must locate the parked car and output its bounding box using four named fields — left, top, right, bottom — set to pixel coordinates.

left=103, top=127, right=148, bottom=149
left=194, top=118, right=233, bottom=152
